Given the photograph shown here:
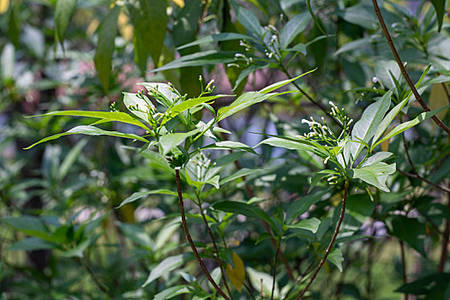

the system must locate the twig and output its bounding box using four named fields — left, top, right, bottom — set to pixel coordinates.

left=271, top=243, right=280, bottom=300
left=371, top=0, right=450, bottom=135
left=175, top=169, right=230, bottom=300
left=397, top=169, right=450, bottom=193
left=295, top=181, right=349, bottom=299
left=198, top=202, right=233, bottom=297
left=438, top=190, right=450, bottom=272
left=399, top=240, right=408, bottom=300
left=75, top=257, right=112, bottom=297
left=278, top=63, right=343, bottom=128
